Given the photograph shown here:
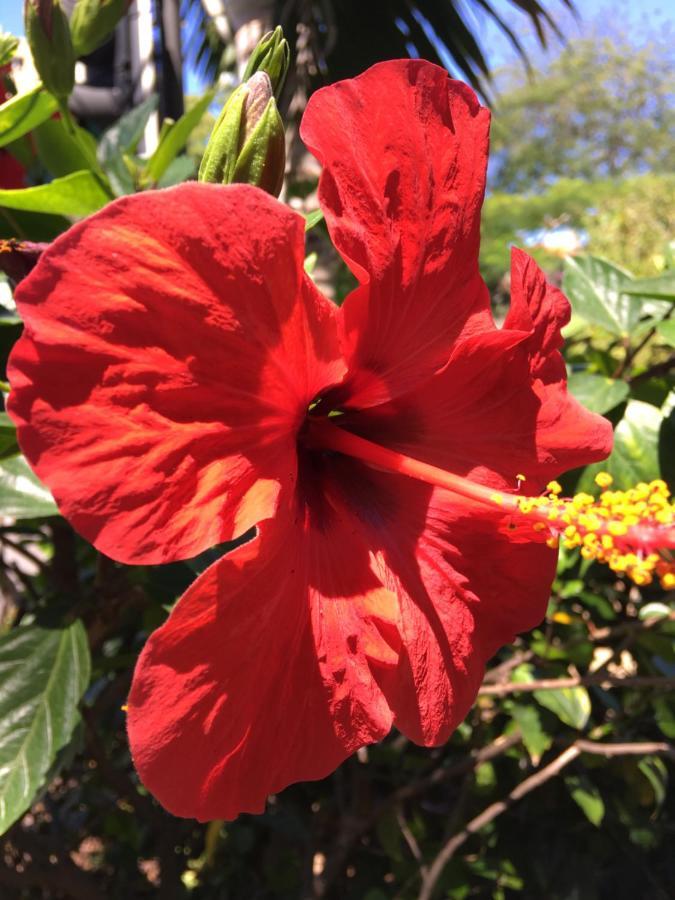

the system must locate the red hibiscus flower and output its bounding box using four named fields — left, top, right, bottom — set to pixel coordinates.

left=7, top=60, right=612, bottom=821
